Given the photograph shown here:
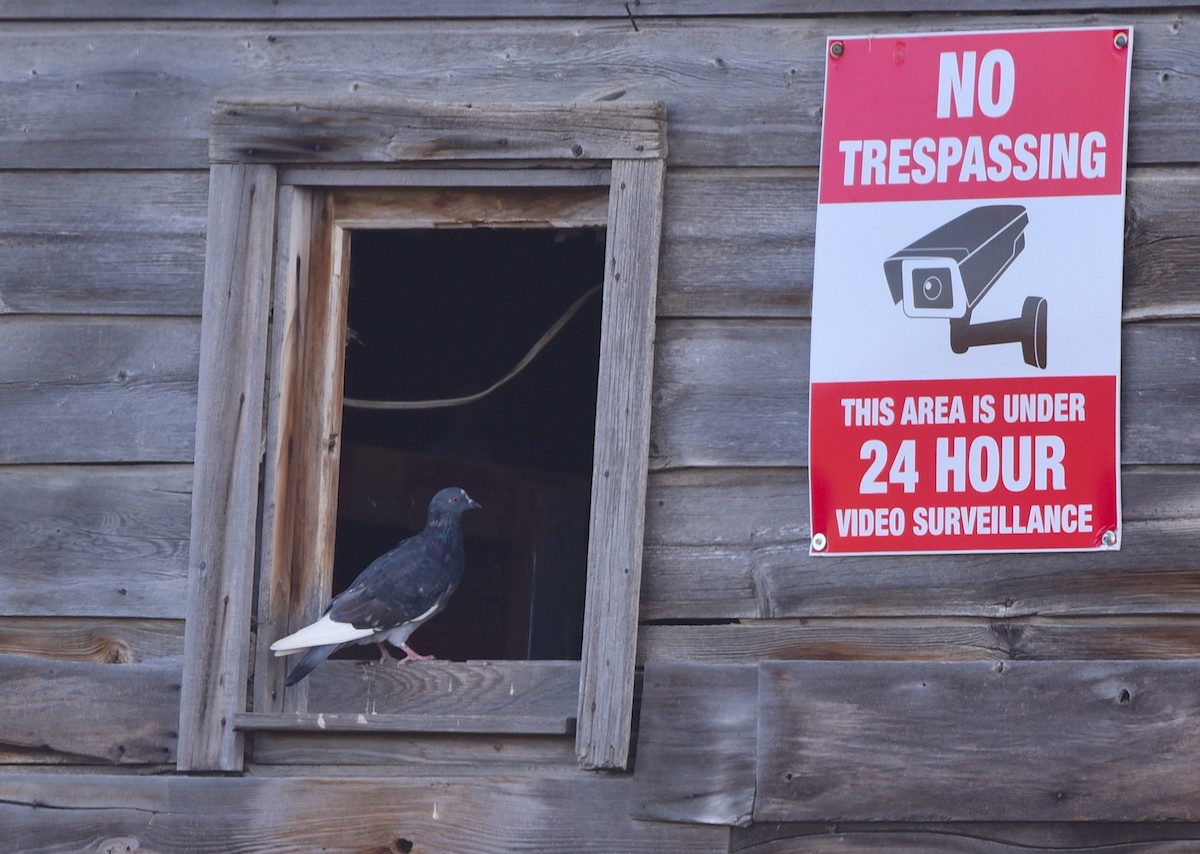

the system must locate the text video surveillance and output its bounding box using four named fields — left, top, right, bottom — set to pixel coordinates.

left=882, top=204, right=1047, bottom=369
